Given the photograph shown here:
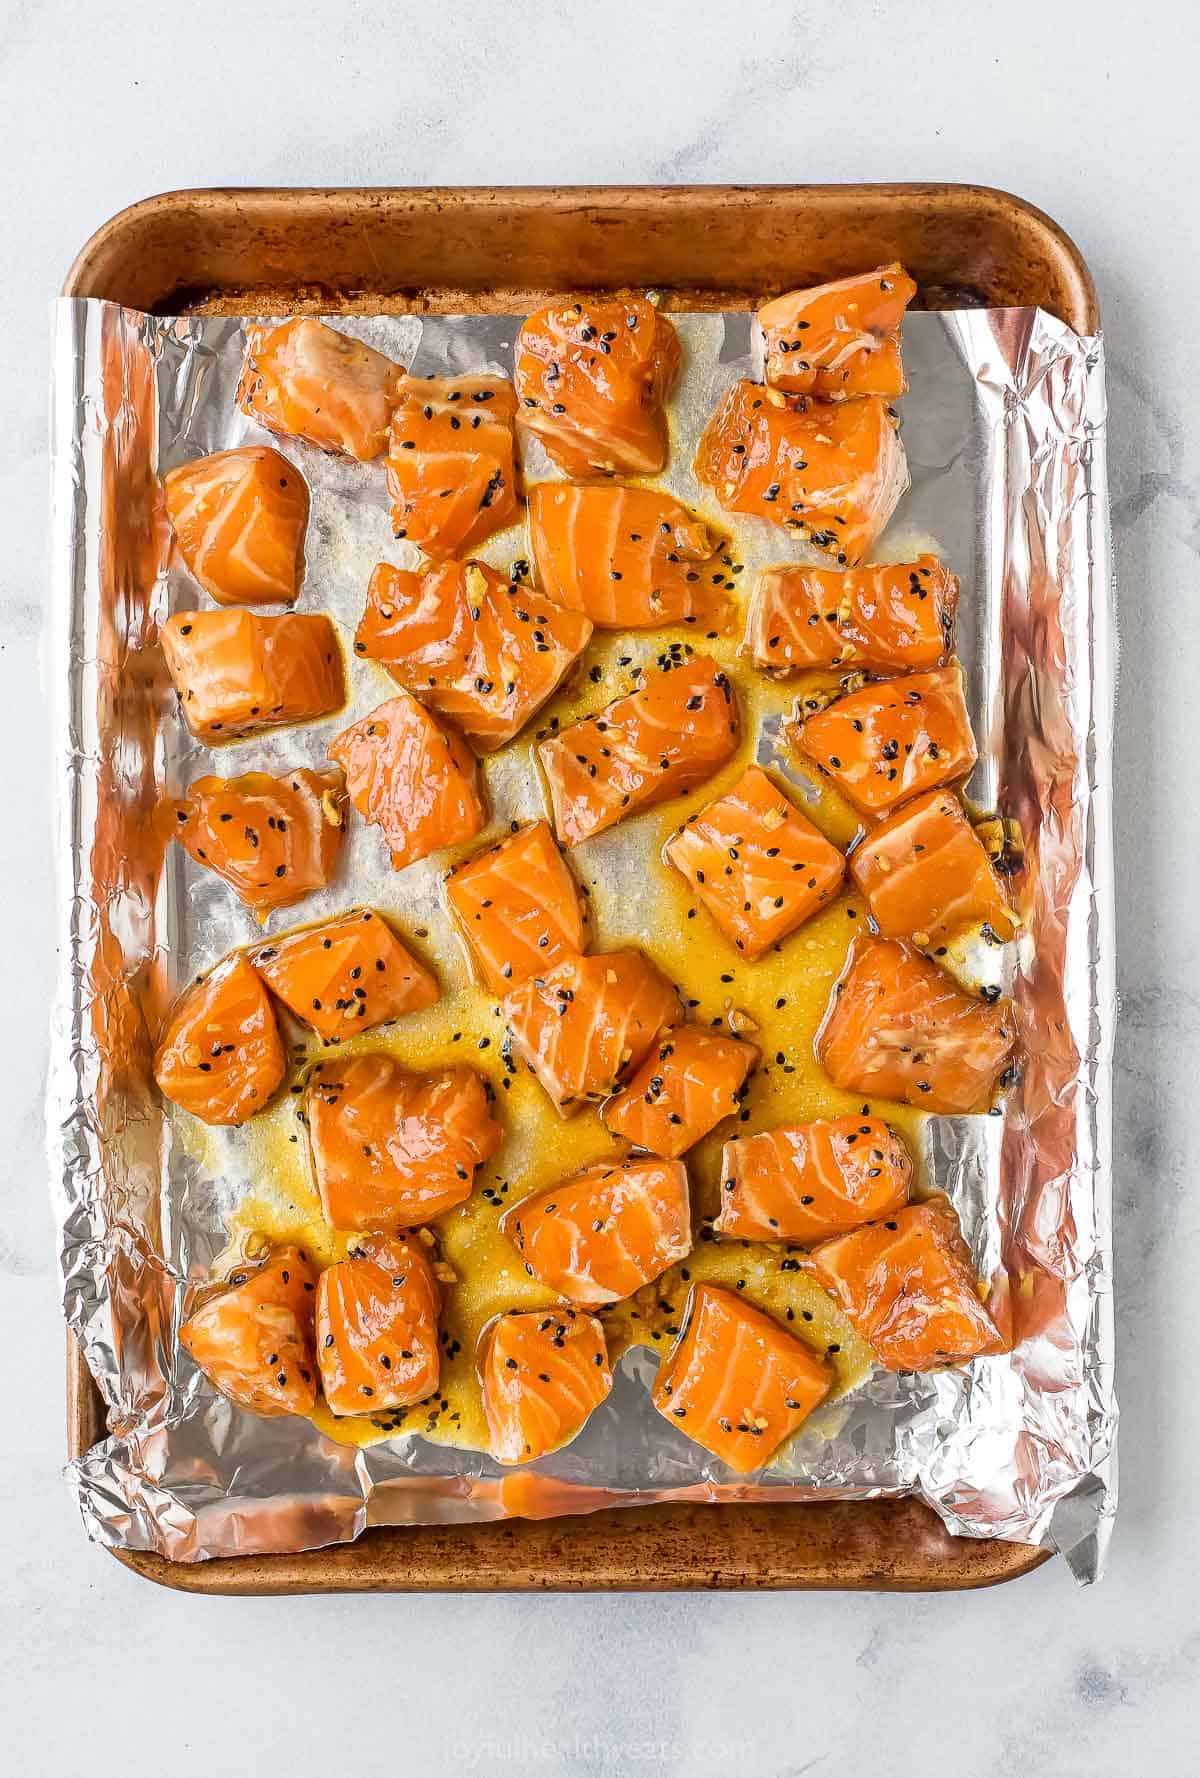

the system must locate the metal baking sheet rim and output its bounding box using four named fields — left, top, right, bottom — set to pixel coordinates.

left=47, top=299, right=1118, bottom=1582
